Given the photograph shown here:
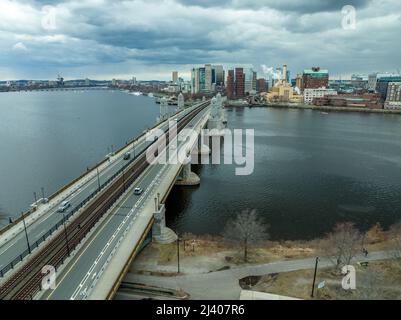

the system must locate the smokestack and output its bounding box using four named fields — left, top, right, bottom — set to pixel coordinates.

left=282, top=64, right=287, bottom=82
